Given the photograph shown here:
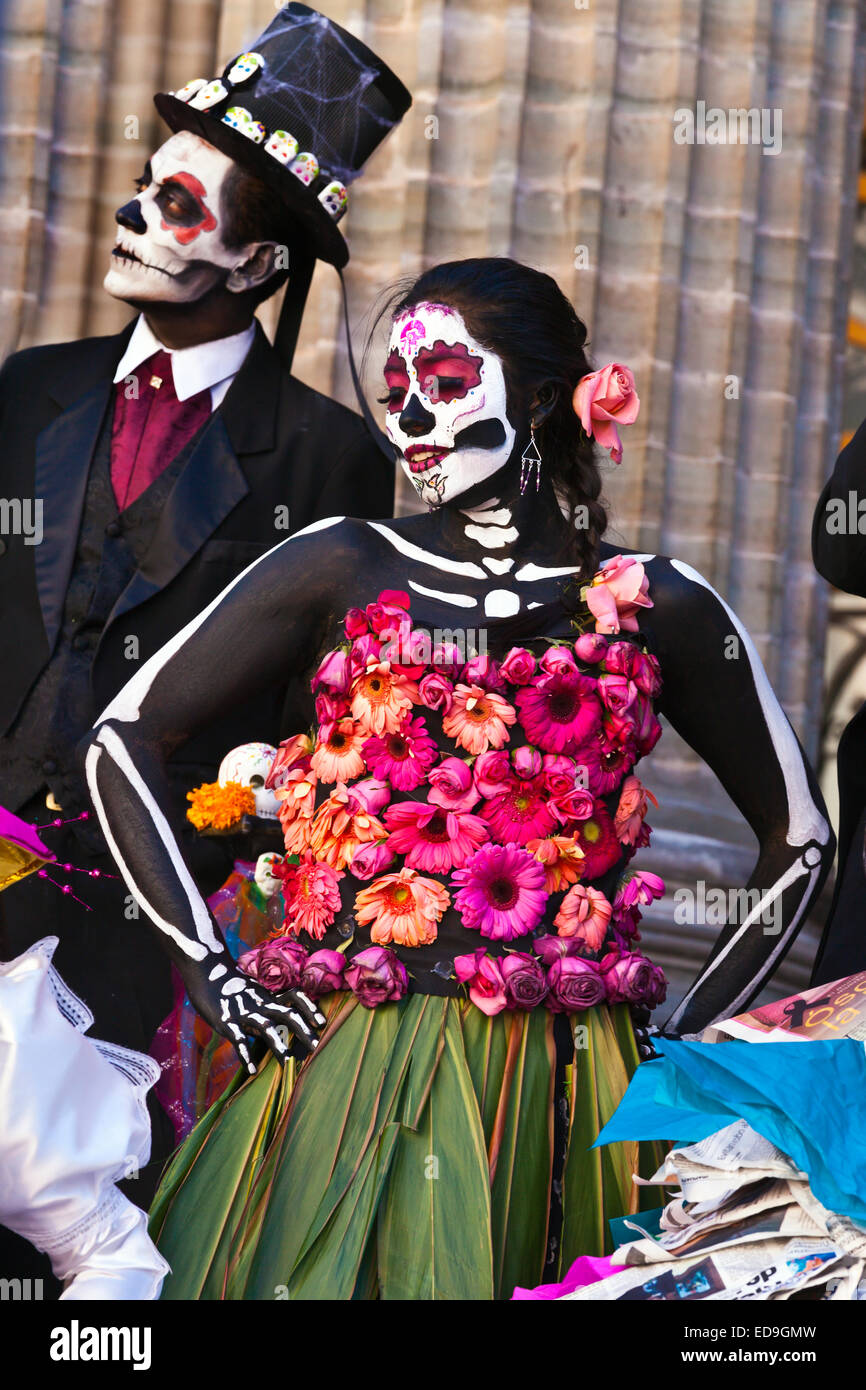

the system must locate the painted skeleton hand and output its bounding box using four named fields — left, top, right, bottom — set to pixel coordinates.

left=183, top=958, right=326, bottom=1074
